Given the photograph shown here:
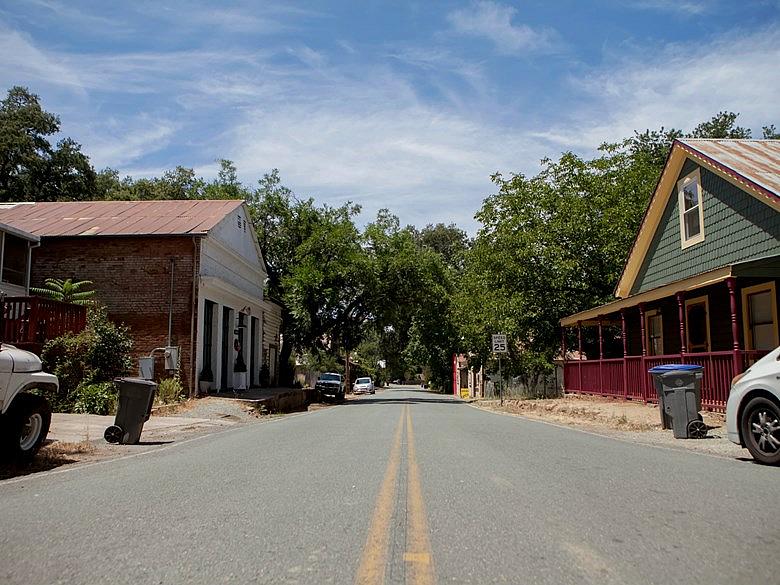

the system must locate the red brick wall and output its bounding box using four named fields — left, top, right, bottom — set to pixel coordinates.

left=31, top=236, right=201, bottom=393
